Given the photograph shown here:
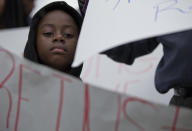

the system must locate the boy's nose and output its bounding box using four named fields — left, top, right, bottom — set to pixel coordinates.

left=53, top=33, right=64, bottom=42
